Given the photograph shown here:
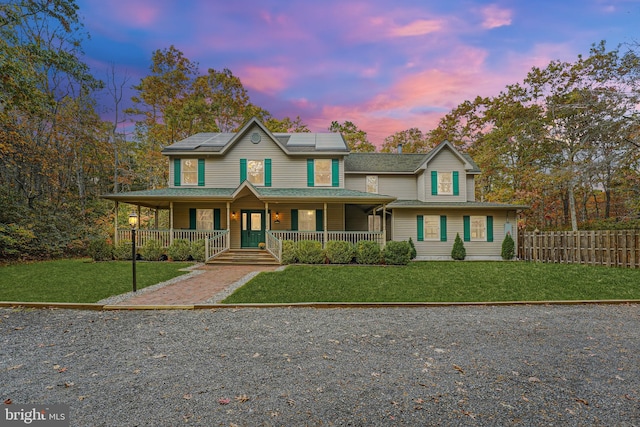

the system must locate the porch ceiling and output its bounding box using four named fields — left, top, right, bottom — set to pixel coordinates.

left=102, top=186, right=396, bottom=209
